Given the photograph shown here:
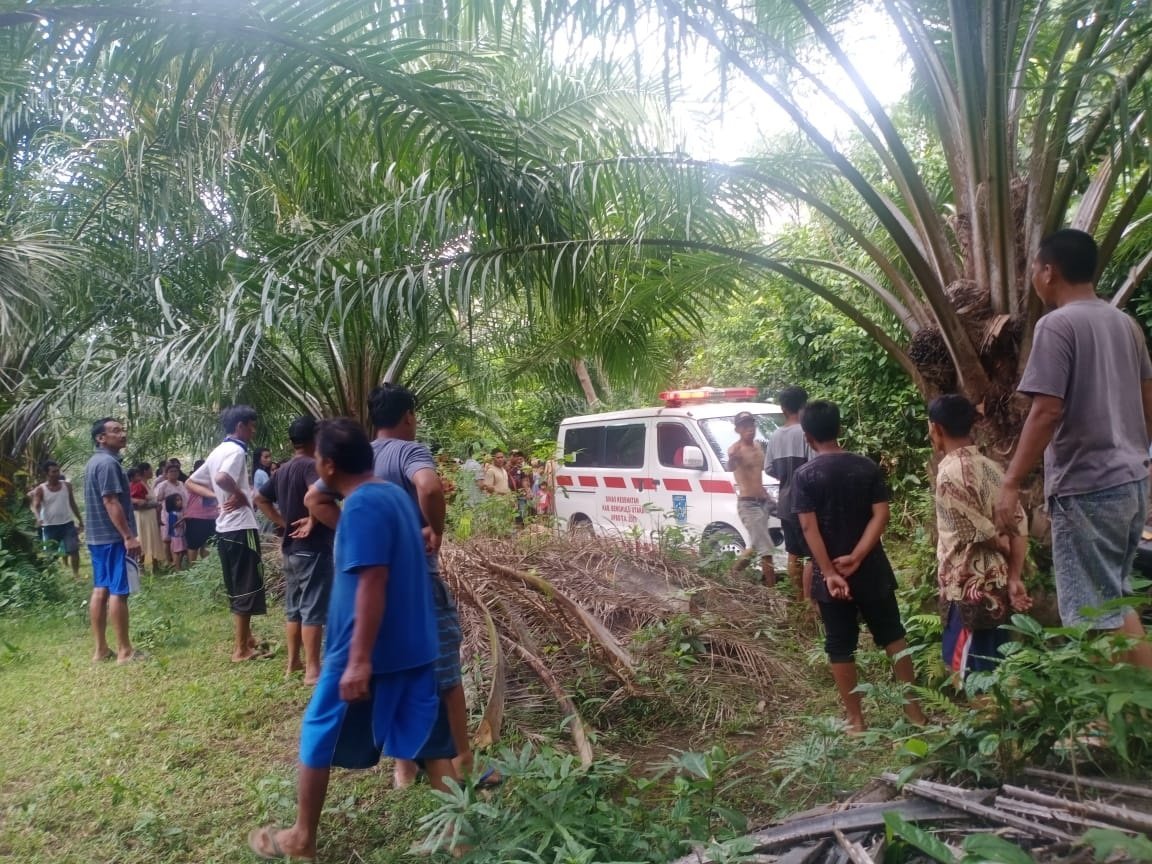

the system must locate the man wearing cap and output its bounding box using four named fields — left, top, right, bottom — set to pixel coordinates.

left=728, top=411, right=777, bottom=586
